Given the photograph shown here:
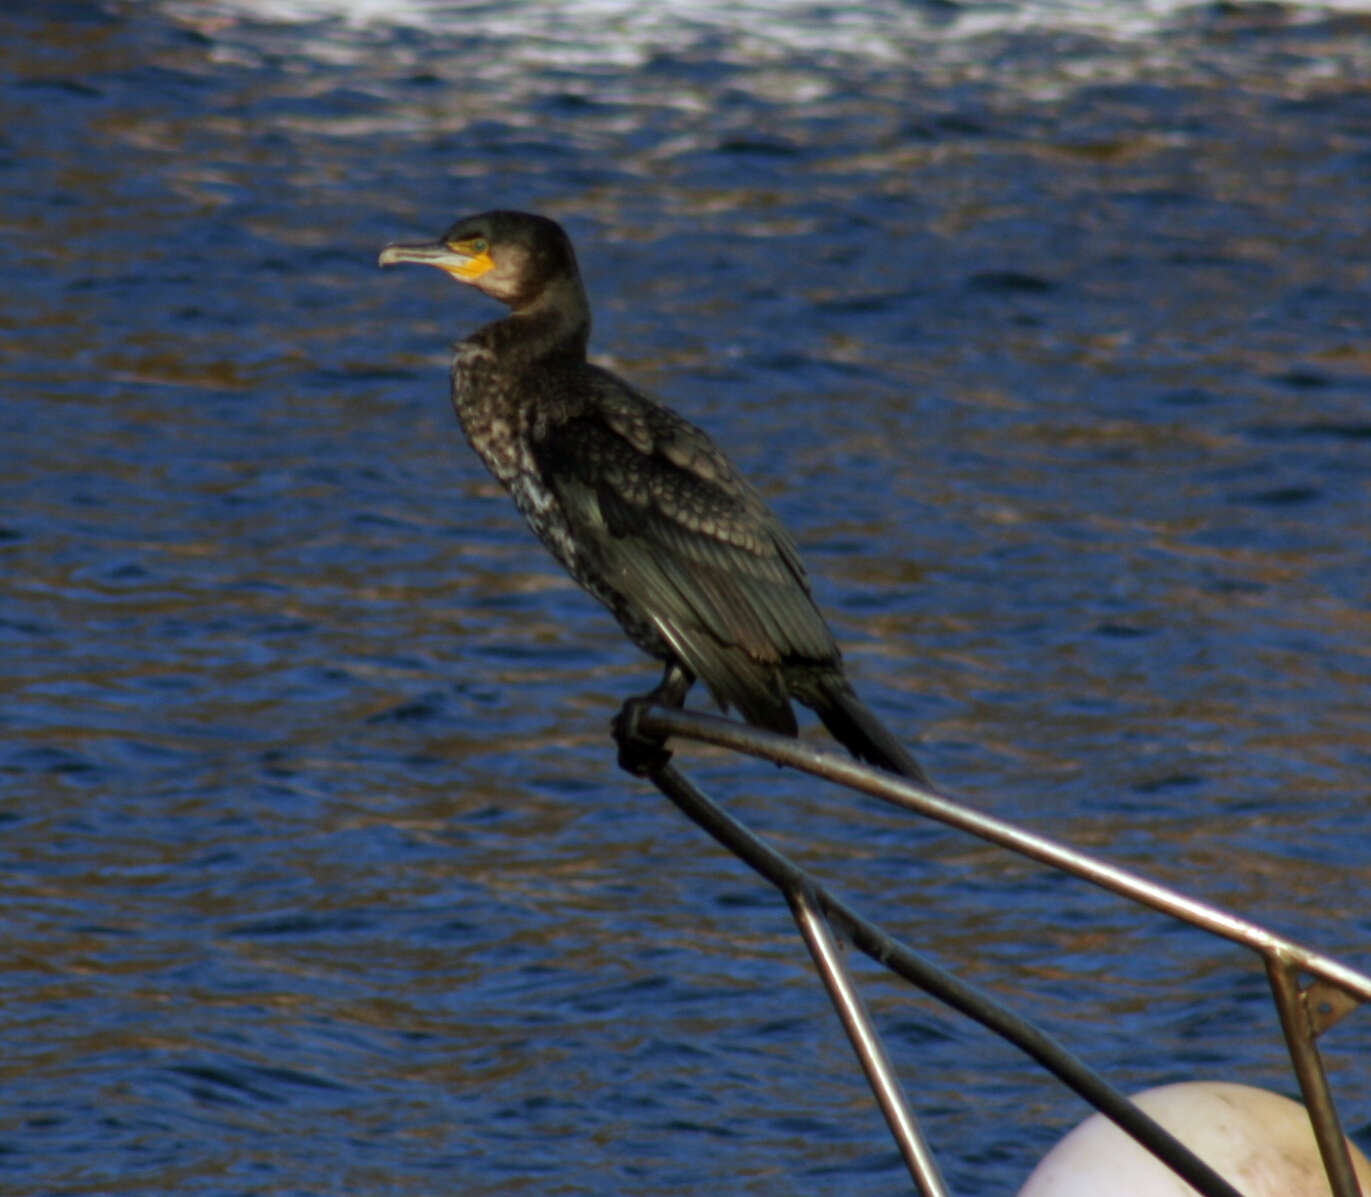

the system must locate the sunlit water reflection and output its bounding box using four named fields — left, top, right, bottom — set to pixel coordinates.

left=3, top=1, right=1370, bottom=1193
